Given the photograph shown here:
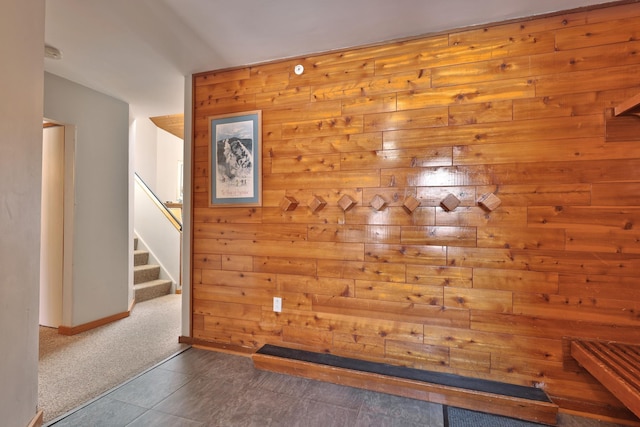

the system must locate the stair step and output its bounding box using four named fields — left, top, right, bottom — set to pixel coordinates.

left=134, top=249, right=149, bottom=266
left=134, top=264, right=160, bottom=284
left=134, top=279, right=172, bottom=303
left=132, top=237, right=171, bottom=303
